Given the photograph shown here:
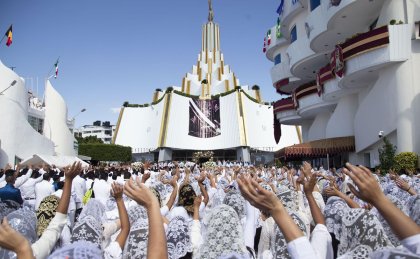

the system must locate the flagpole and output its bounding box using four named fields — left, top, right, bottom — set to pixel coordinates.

left=0, top=35, right=6, bottom=45
left=46, top=56, right=59, bottom=78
